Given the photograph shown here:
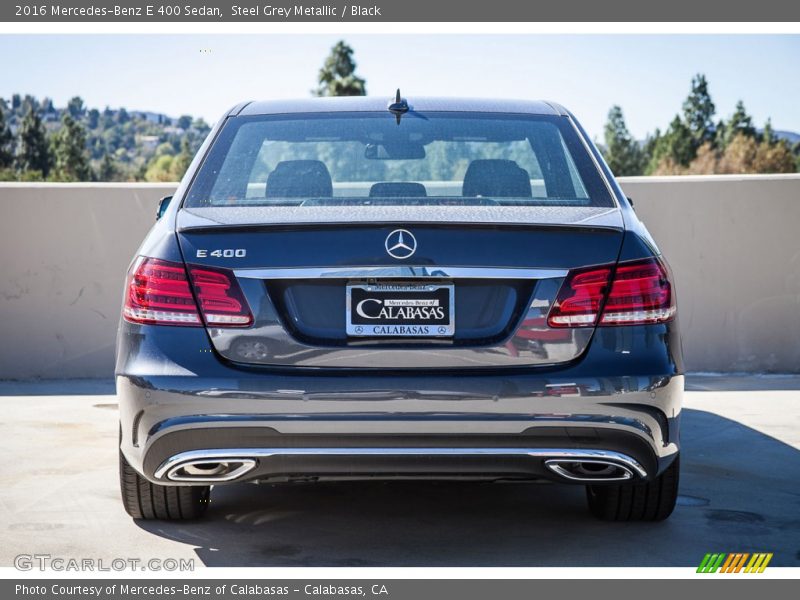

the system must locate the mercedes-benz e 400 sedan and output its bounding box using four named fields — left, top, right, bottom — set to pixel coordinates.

left=117, top=95, right=682, bottom=522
